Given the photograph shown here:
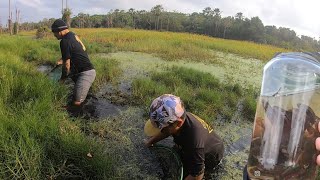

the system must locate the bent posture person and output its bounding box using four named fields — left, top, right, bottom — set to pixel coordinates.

left=51, top=19, right=96, bottom=108
left=144, top=94, right=224, bottom=179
